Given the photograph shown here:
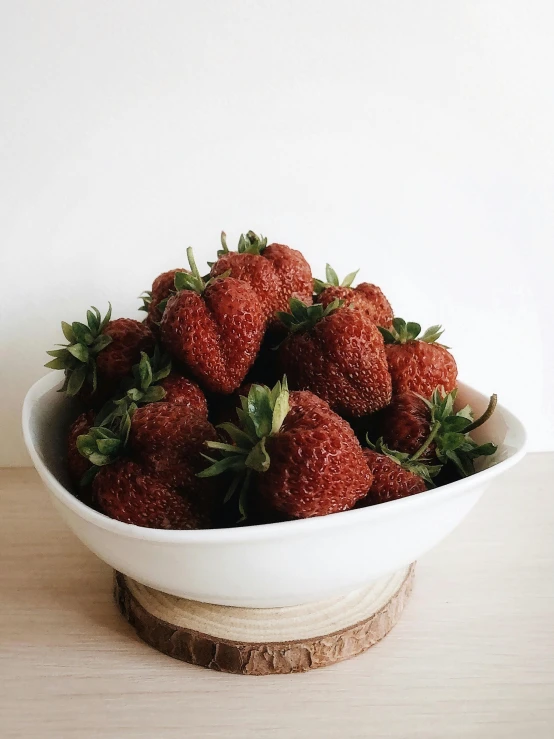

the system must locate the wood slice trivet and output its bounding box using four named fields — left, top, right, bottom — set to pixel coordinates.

left=114, top=563, right=415, bottom=675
